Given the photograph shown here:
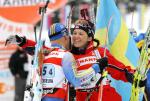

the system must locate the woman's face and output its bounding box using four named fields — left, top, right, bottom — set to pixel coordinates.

left=72, top=29, right=92, bottom=48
